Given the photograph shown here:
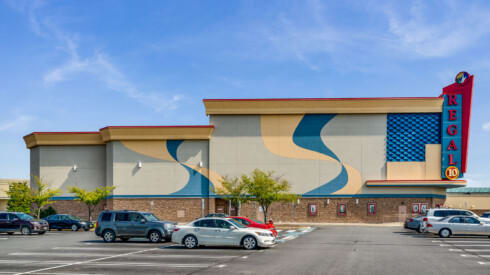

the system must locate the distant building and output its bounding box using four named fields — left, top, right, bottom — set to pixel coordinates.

left=23, top=73, right=475, bottom=223
left=446, top=187, right=490, bottom=215
left=0, top=178, right=28, bottom=211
